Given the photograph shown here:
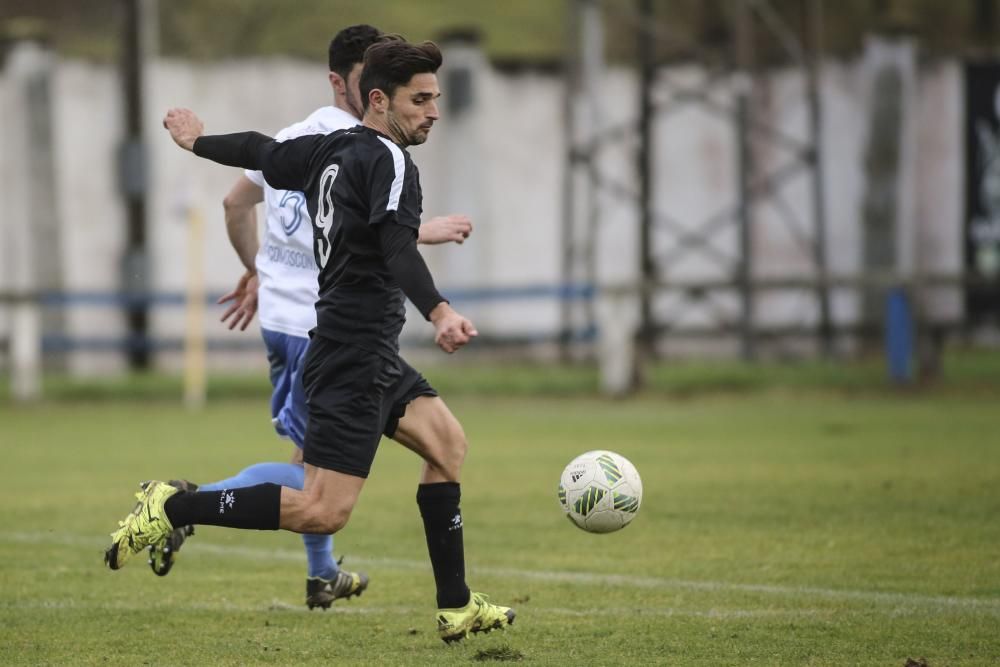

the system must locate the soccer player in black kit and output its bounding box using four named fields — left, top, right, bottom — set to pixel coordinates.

left=104, top=36, right=515, bottom=643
